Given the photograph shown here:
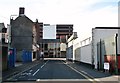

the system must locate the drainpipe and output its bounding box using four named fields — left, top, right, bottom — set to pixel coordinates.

left=115, top=33, right=118, bottom=75
left=100, top=39, right=102, bottom=70
left=72, top=39, right=75, bottom=63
